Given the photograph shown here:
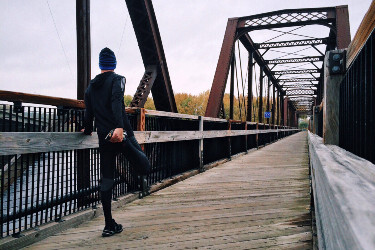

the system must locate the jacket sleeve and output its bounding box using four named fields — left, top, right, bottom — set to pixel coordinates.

left=111, top=77, right=125, bottom=129
left=83, top=89, right=94, bottom=134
